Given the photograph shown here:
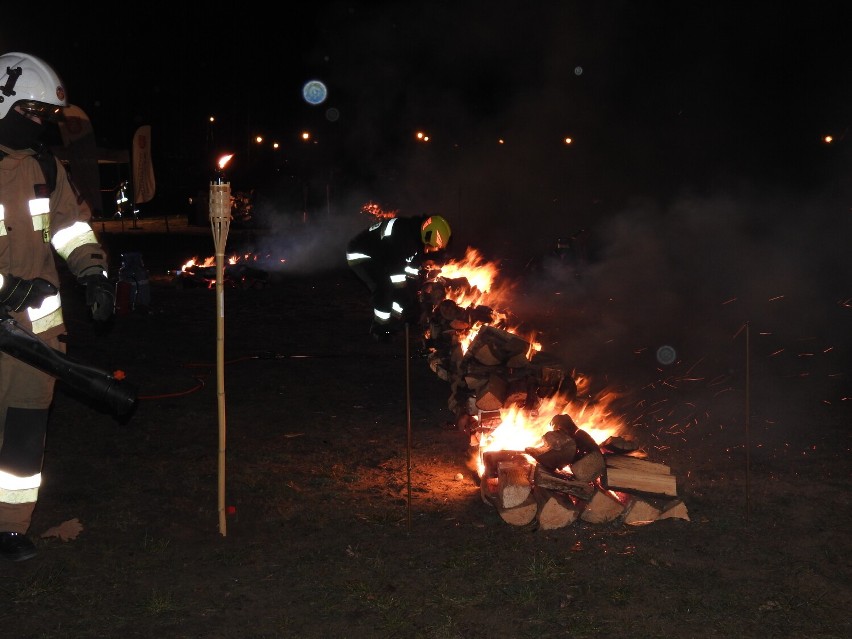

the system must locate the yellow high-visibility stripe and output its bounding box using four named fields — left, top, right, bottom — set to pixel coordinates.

left=0, top=470, right=41, bottom=504
left=51, top=221, right=98, bottom=260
